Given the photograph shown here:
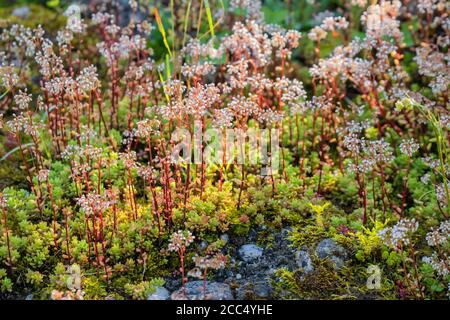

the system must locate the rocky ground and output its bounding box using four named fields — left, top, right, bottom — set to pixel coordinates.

left=149, top=228, right=350, bottom=300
